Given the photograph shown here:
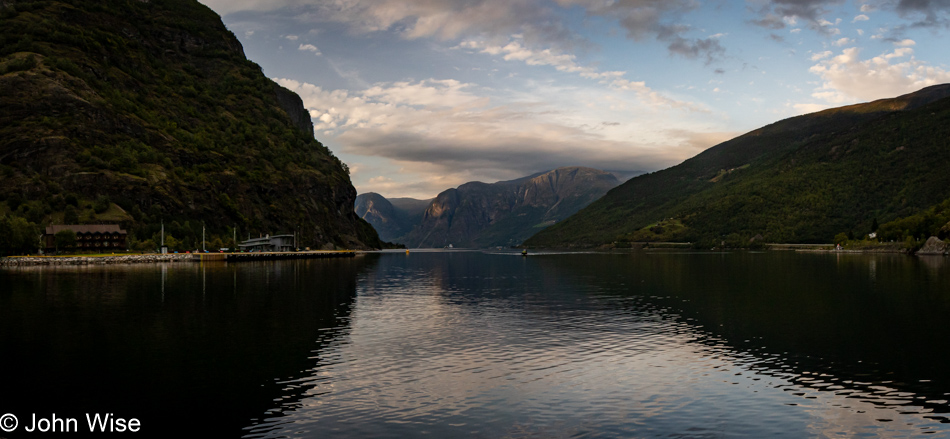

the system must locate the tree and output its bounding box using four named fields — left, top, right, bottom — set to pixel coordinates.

left=833, top=233, right=849, bottom=245
left=64, top=205, right=79, bottom=224
left=0, top=215, right=39, bottom=256
left=93, top=195, right=111, bottom=213
left=55, top=229, right=77, bottom=253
